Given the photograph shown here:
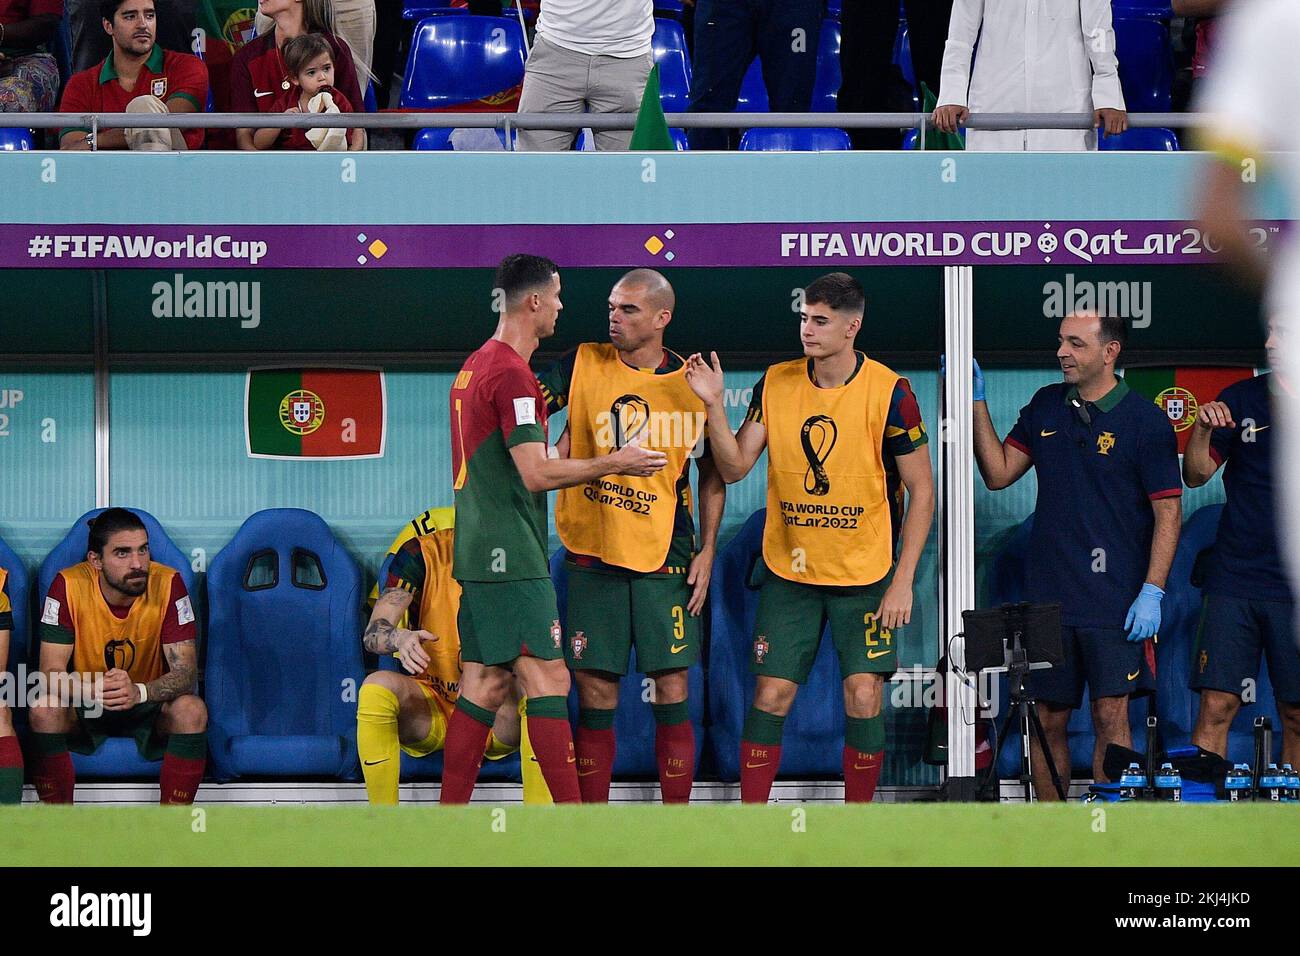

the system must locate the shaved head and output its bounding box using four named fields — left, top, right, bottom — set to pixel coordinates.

left=616, top=269, right=675, bottom=314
